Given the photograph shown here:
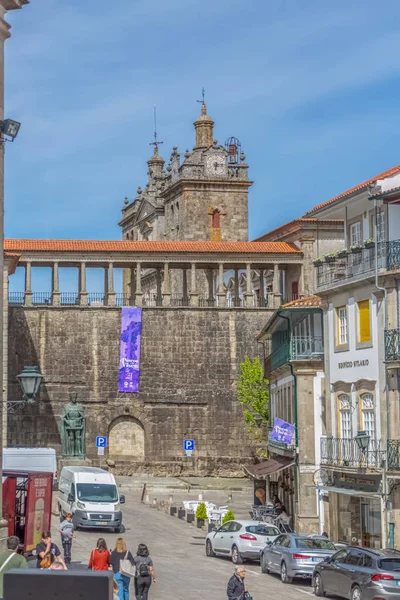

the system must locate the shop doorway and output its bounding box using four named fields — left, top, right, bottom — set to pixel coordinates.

left=337, top=494, right=381, bottom=549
